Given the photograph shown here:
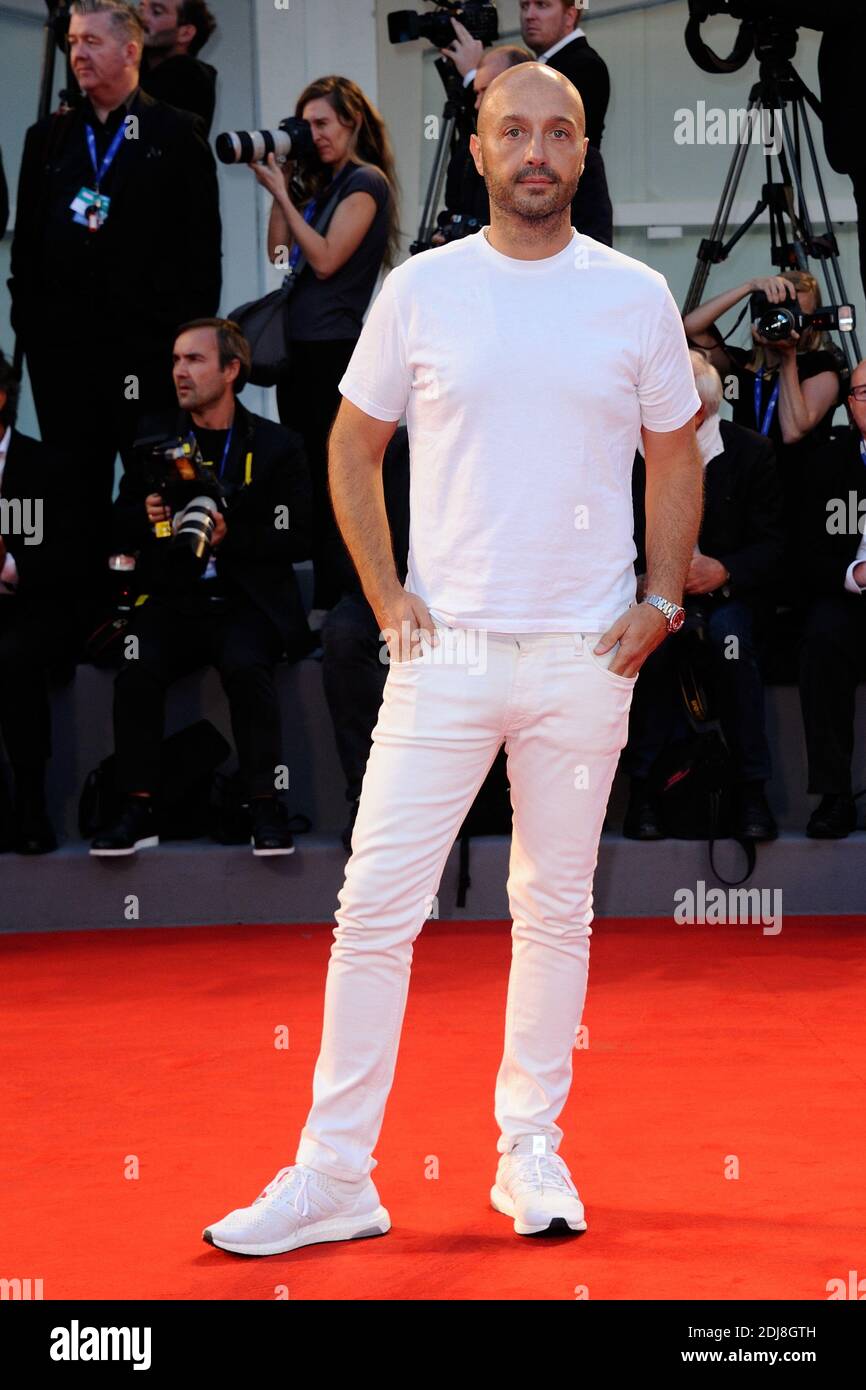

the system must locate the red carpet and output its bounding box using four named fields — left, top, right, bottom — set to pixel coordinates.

left=3, top=916, right=864, bottom=1301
